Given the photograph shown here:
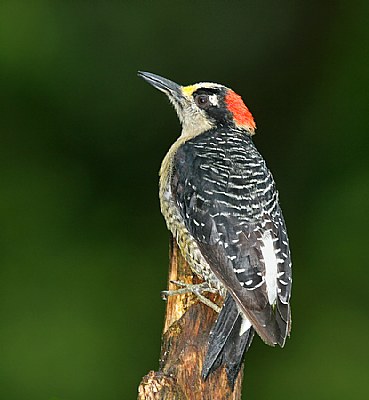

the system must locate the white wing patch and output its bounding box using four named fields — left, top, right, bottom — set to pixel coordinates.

left=260, top=230, right=278, bottom=305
